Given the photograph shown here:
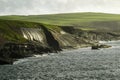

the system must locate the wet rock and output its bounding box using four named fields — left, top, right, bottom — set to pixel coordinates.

left=91, top=44, right=111, bottom=50
left=0, top=58, right=13, bottom=65
left=91, top=45, right=100, bottom=50
left=0, top=42, right=57, bottom=65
